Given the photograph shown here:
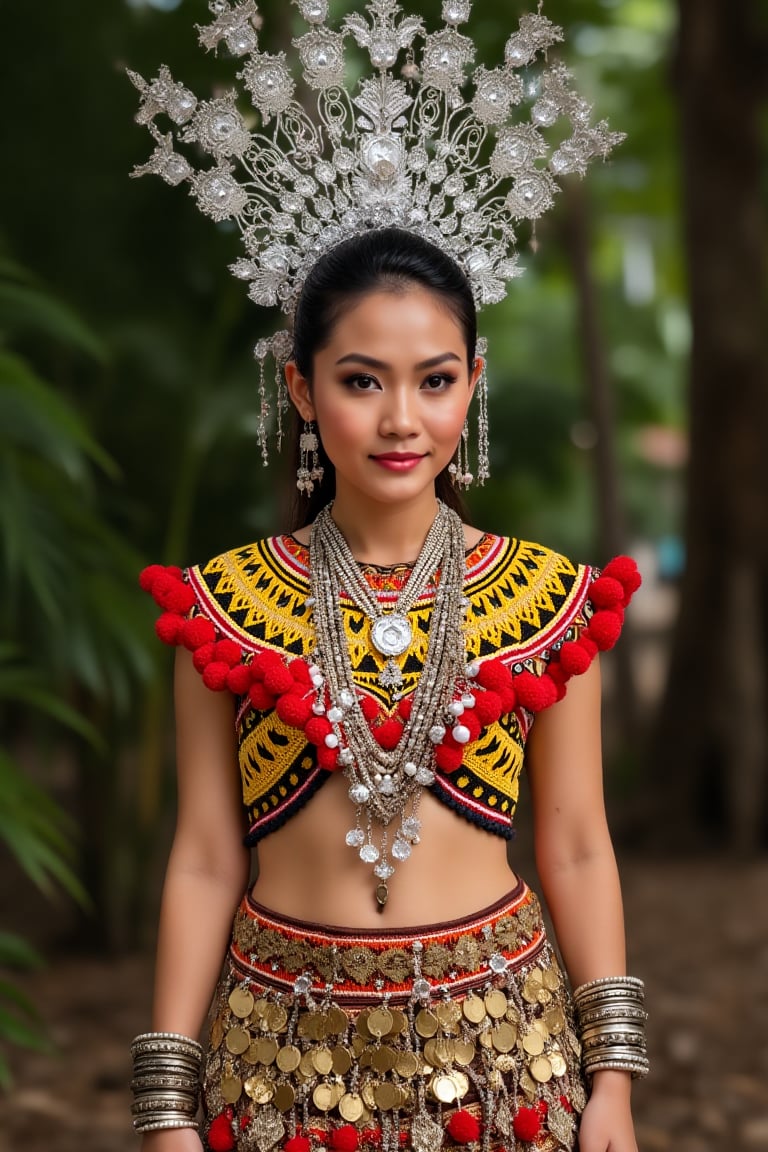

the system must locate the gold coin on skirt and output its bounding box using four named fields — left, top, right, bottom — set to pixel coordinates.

left=415, top=1010, right=438, bottom=1038
left=268, top=1005, right=289, bottom=1033
left=362, top=1081, right=378, bottom=1110
left=453, top=1039, right=476, bottom=1067
left=339, top=1092, right=365, bottom=1123
left=329, top=1007, right=348, bottom=1035
left=257, top=1038, right=278, bottom=1065
left=253, top=998, right=270, bottom=1020
left=435, top=1001, right=462, bottom=1030
left=244, top=1041, right=260, bottom=1065
left=371, top=1046, right=396, bottom=1074
left=299, top=1052, right=316, bottom=1077
left=395, top=1050, right=420, bottom=1078
left=491, top=1022, right=517, bottom=1054
left=530, top=1055, right=553, bottom=1084
left=424, top=1038, right=453, bottom=1068
left=273, top=1083, right=295, bottom=1112
left=313, top=1083, right=335, bottom=1112
left=244, top=1075, right=274, bottom=1105
left=543, top=966, right=560, bottom=991
left=478, top=1030, right=493, bottom=1049
left=312, top=1048, right=334, bottom=1076
left=228, top=987, right=255, bottom=1019
left=220, top=1075, right=242, bottom=1104
left=367, top=1008, right=394, bottom=1038
left=485, top=990, right=508, bottom=1020
left=388, top=1009, right=407, bottom=1035
left=225, top=1027, right=250, bottom=1055
left=544, top=1007, right=566, bottom=1035
left=462, top=994, right=486, bottom=1024
left=494, top=1054, right=517, bottom=1073
left=332, top=1045, right=352, bottom=1075
left=550, top=1052, right=568, bottom=1077
left=374, top=1082, right=398, bottom=1111
left=522, top=1030, right=545, bottom=1056
left=211, top=1017, right=225, bottom=1051
left=276, top=1044, right=301, bottom=1073
left=520, top=1070, right=537, bottom=1101
left=356, top=1010, right=372, bottom=1039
